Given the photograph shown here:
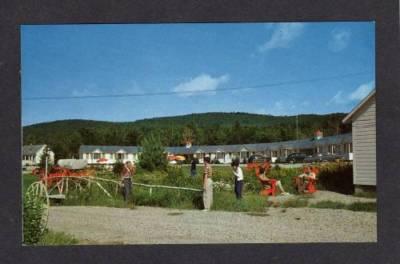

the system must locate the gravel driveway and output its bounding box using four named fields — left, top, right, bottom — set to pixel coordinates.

left=48, top=204, right=376, bottom=244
